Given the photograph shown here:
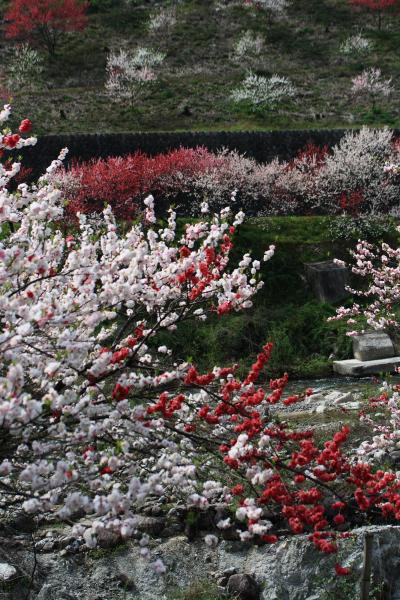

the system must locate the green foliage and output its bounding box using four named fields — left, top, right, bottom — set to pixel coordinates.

left=328, top=215, right=398, bottom=243
left=88, top=0, right=116, bottom=11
